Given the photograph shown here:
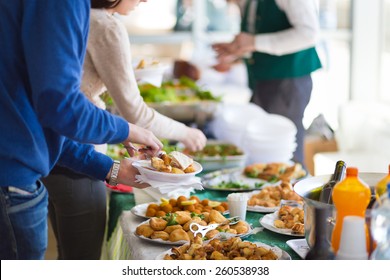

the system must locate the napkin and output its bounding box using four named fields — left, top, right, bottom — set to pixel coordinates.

left=135, top=173, right=203, bottom=195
